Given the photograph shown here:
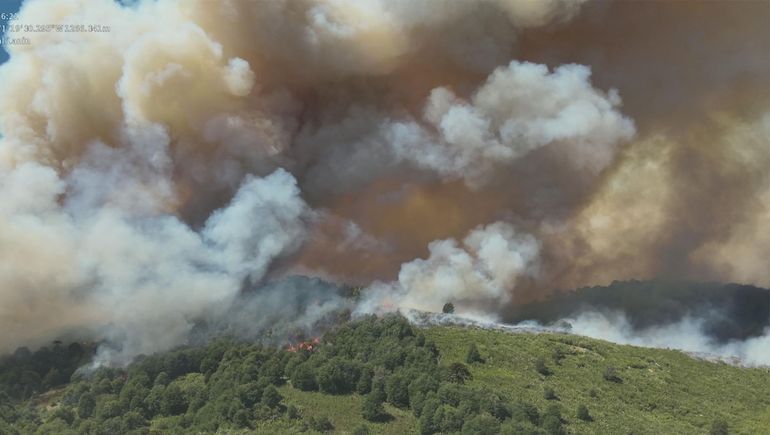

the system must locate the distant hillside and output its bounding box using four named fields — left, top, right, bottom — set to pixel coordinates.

left=506, top=280, right=770, bottom=342
left=2, top=315, right=770, bottom=434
